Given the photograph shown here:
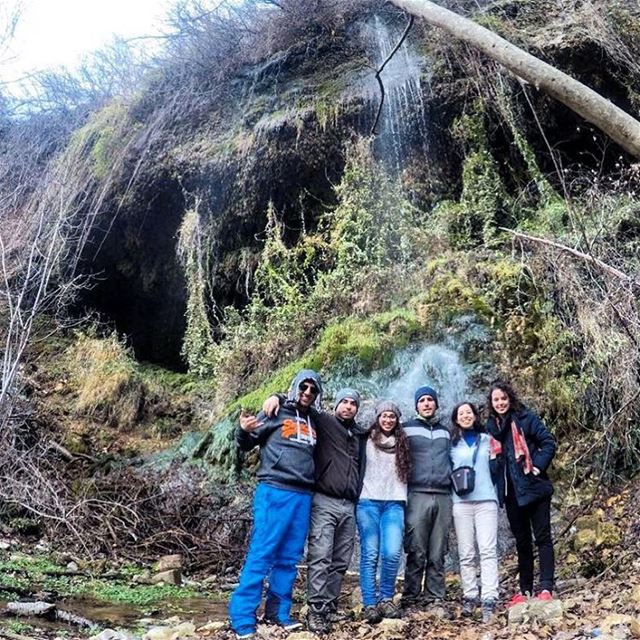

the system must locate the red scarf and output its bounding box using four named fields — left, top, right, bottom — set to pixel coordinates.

left=489, top=420, right=534, bottom=475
